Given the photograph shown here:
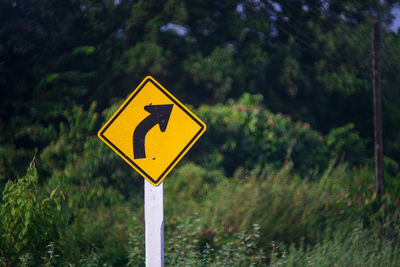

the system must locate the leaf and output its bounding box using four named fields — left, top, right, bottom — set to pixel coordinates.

left=24, top=211, right=31, bottom=227
left=50, top=186, right=59, bottom=199
left=72, top=45, right=96, bottom=55
left=21, top=226, right=28, bottom=237
left=37, top=73, right=59, bottom=88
